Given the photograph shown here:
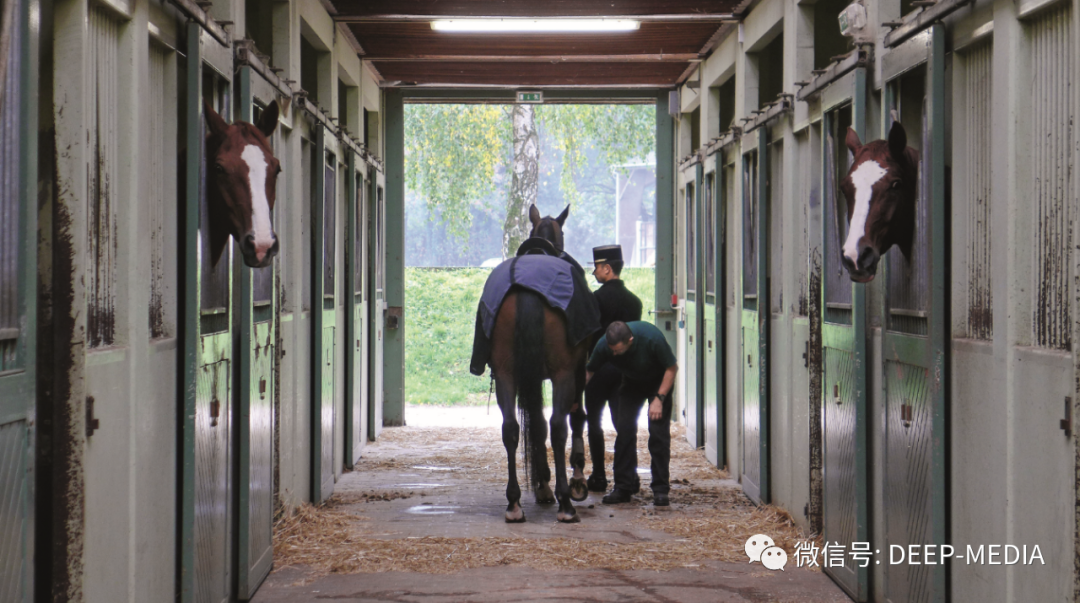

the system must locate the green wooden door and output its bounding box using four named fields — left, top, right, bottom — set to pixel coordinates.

left=880, top=25, right=947, bottom=603
left=311, top=131, right=337, bottom=504
left=740, top=133, right=769, bottom=504
left=0, top=1, right=36, bottom=598
left=683, top=171, right=702, bottom=448
left=346, top=155, right=368, bottom=467
left=819, top=68, right=869, bottom=601
left=702, top=168, right=722, bottom=466
left=368, top=179, right=385, bottom=441
left=235, top=67, right=276, bottom=600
